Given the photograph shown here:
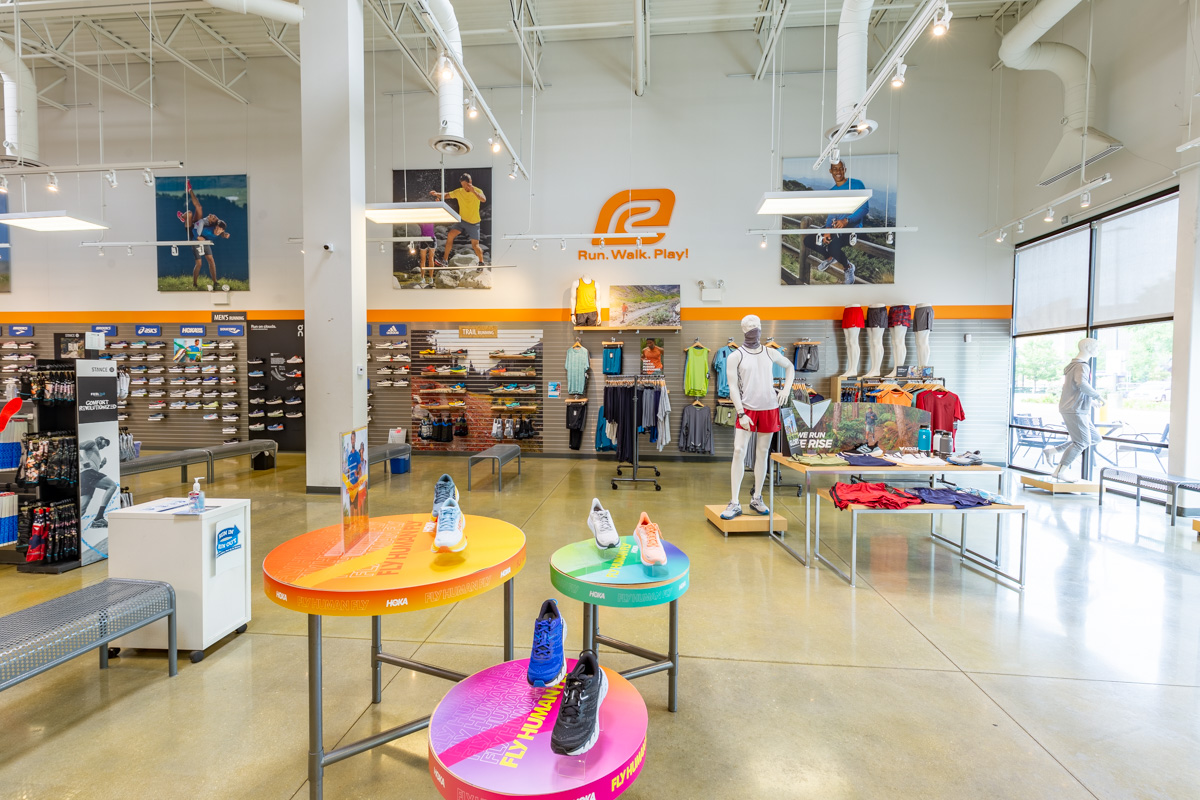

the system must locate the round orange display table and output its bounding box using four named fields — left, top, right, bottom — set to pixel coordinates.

left=262, top=514, right=526, bottom=800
